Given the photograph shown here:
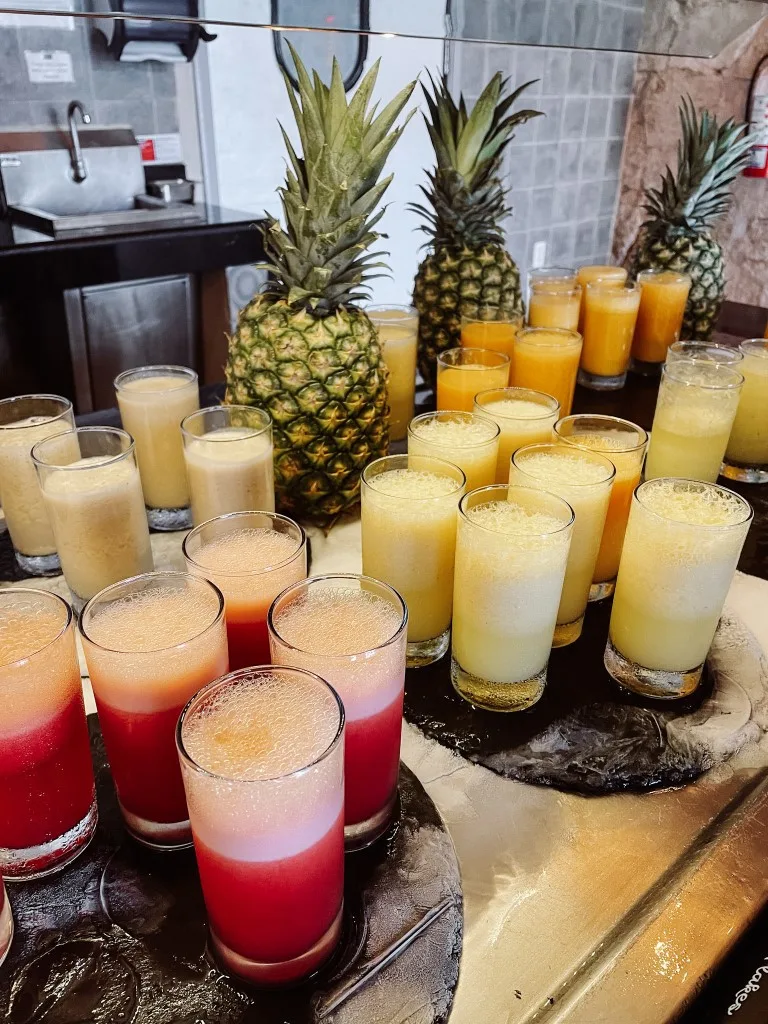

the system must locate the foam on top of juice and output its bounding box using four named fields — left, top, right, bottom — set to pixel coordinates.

left=121, top=374, right=193, bottom=393
left=274, top=587, right=402, bottom=655
left=369, top=468, right=460, bottom=498
left=516, top=448, right=613, bottom=484
left=183, top=673, right=340, bottom=779
left=411, top=415, right=497, bottom=447
left=0, top=600, right=67, bottom=665
left=665, top=361, right=743, bottom=388
left=467, top=500, right=567, bottom=536
left=566, top=430, right=643, bottom=452
left=482, top=398, right=555, bottom=420
left=188, top=427, right=270, bottom=463
left=85, top=585, right=220, bottom=652
left=638, top=480, right=749, bottom=527
left=192, top=527, right=300, bottom=572
left=43, top=455, right=137, bottom=495
left=0, top=414, right=55, bottom=431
